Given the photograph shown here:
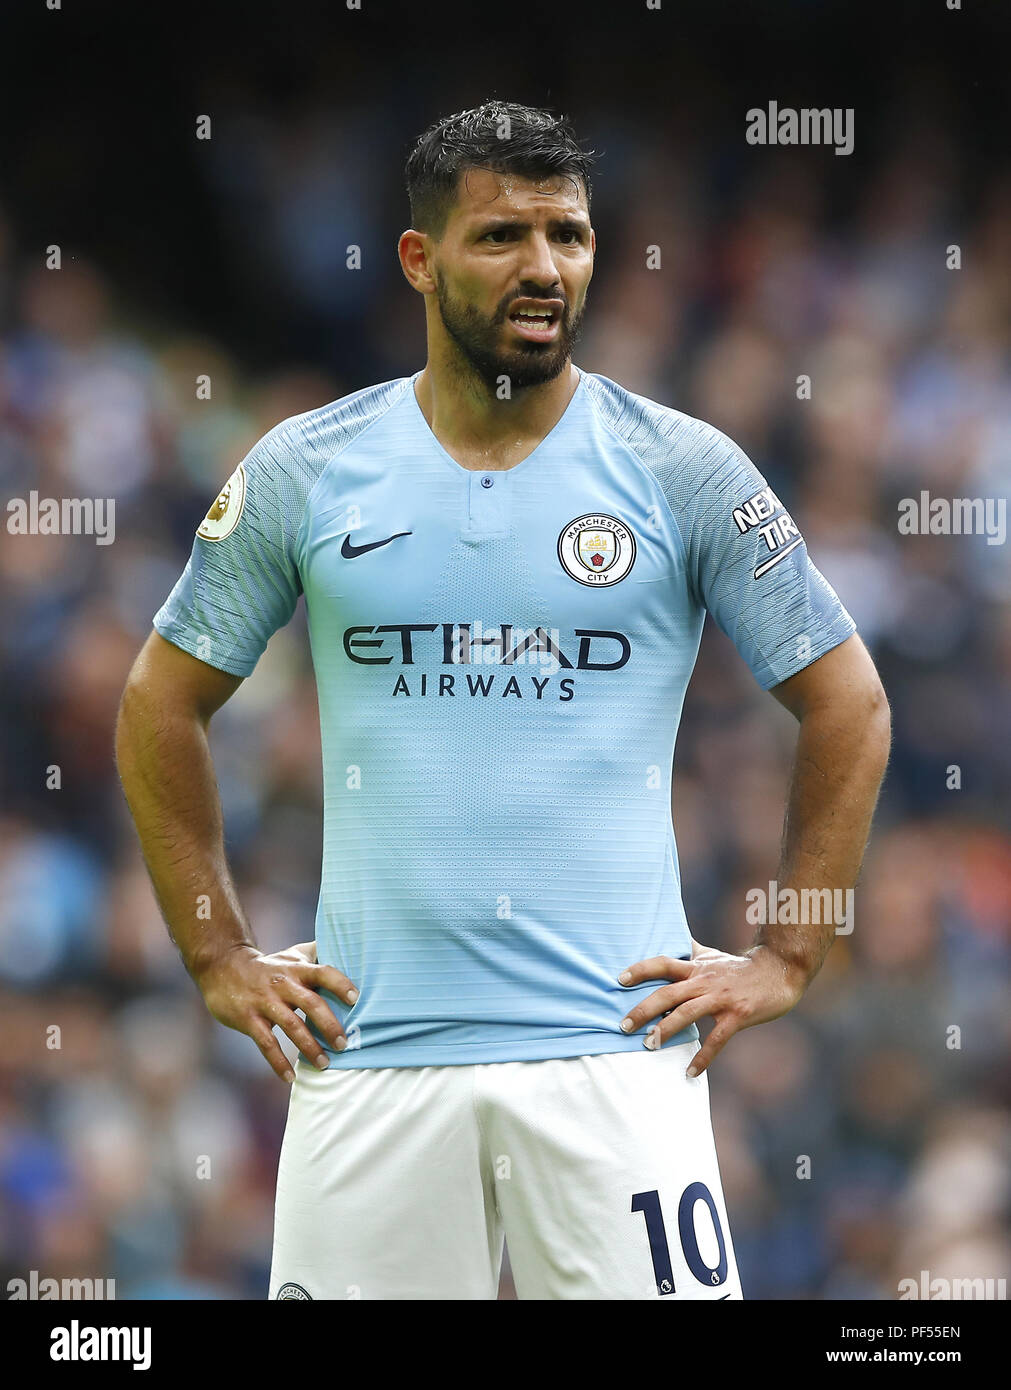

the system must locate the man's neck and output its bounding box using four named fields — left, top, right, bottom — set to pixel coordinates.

left=413, top=354, right=580, bottom=473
